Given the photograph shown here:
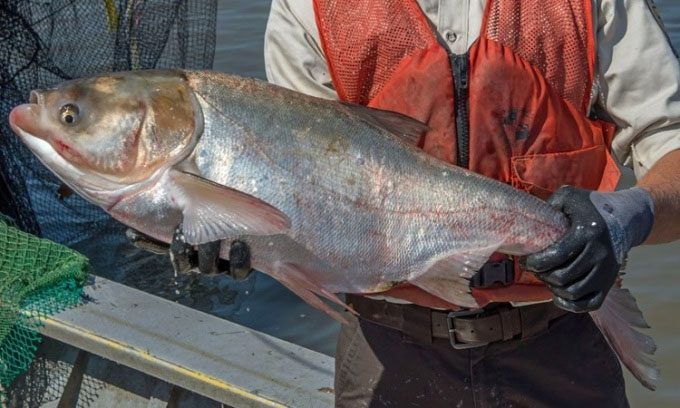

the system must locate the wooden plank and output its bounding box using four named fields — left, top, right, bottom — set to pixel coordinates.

left=35, top=276, right=335, bottom=408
